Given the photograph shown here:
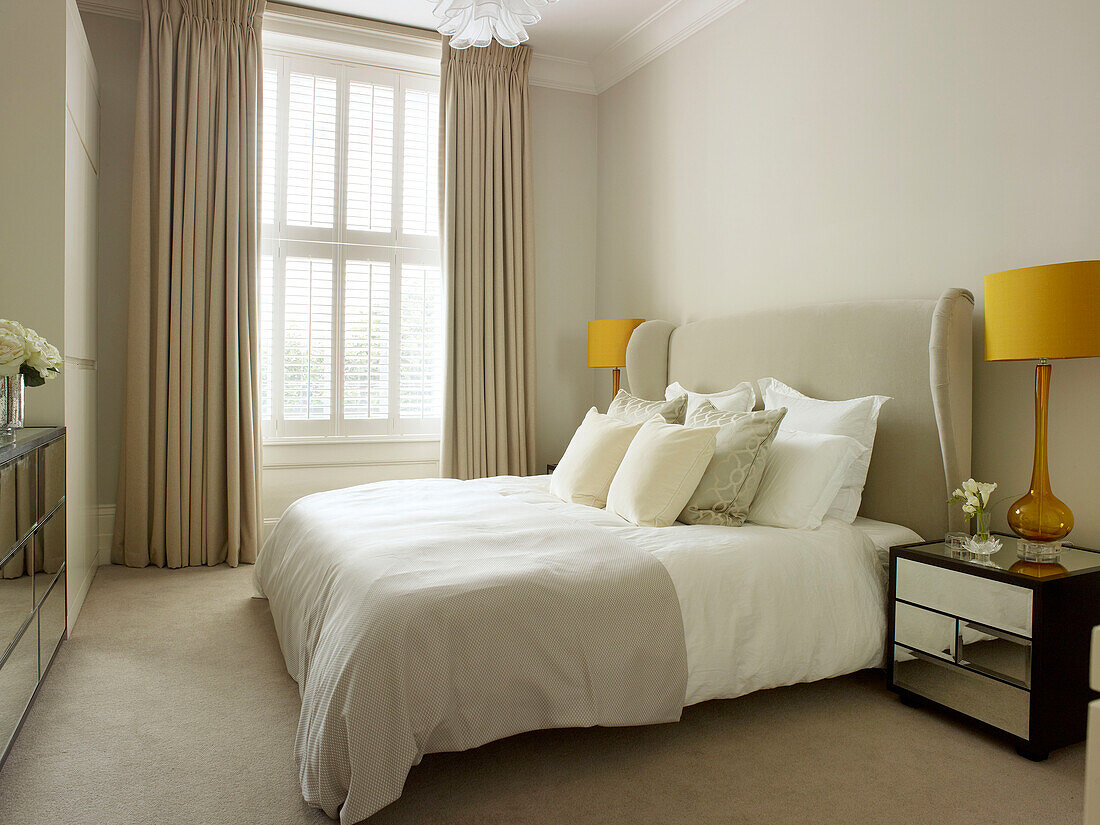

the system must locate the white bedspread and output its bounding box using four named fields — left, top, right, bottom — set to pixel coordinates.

left=481, top=475, right=919, bottom=705
left=255, top=474, right=920, bottom=821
